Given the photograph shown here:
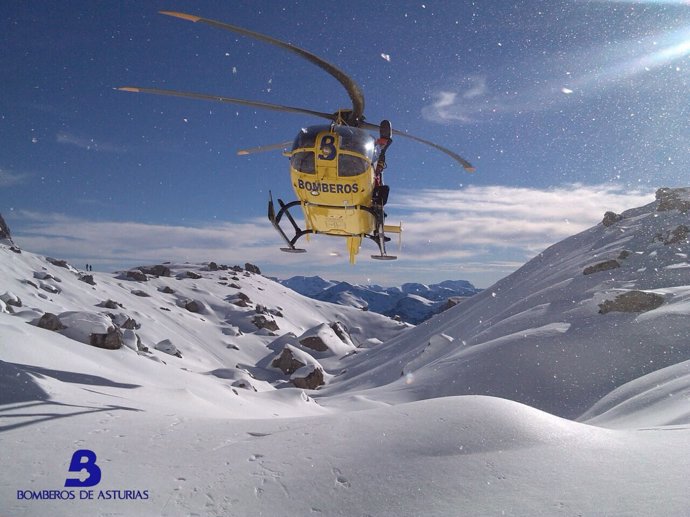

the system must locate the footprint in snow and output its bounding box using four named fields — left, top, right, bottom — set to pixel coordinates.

left=332, top=468, right=351, bottom=488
